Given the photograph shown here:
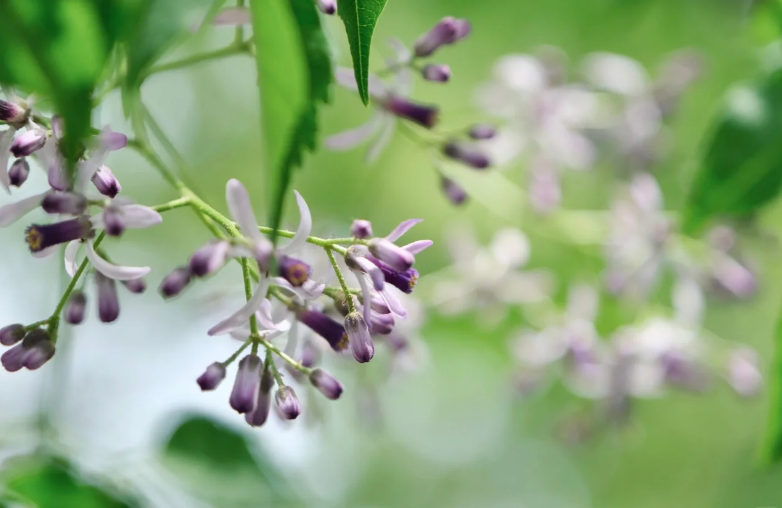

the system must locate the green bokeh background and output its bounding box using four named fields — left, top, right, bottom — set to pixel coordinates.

left=4, top=0, right=782, bottom=507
